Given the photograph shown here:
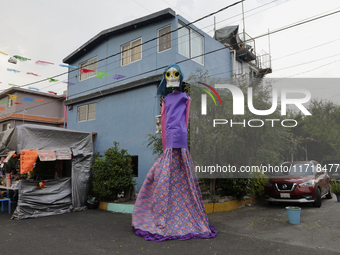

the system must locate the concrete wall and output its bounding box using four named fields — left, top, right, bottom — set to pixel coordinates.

left=67, top=84, right=159, bottom=190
